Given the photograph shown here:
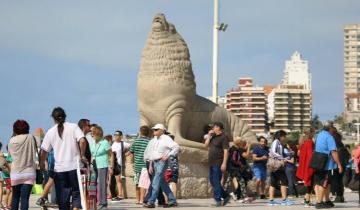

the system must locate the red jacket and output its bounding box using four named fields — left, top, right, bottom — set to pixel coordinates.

left=296, top=140, right=314, bottom=182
